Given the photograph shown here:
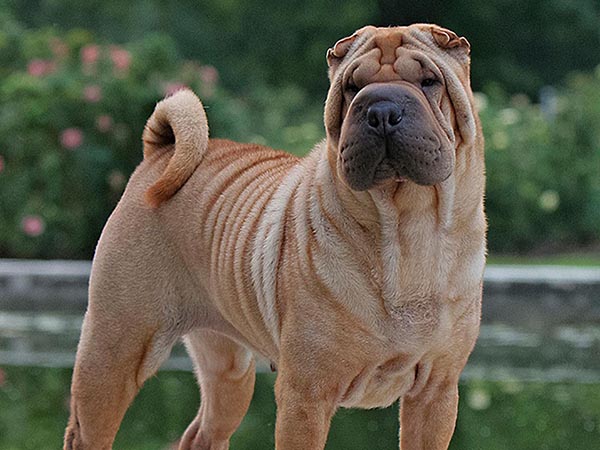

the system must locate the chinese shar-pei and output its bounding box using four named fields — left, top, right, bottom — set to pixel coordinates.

left=65, top=23, right=486, bottom=450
